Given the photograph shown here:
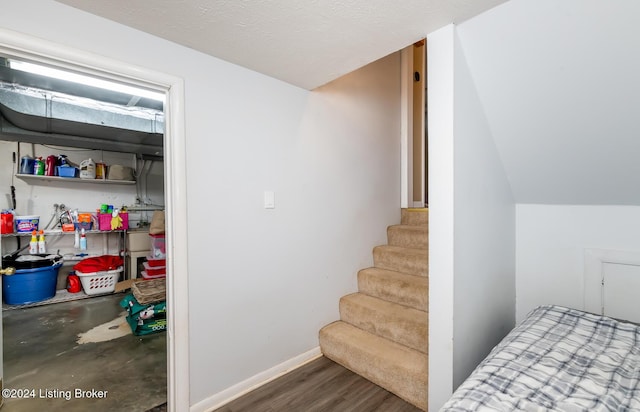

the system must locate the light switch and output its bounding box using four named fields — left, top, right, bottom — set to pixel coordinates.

left=264, top=191, right=275, bottom=209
